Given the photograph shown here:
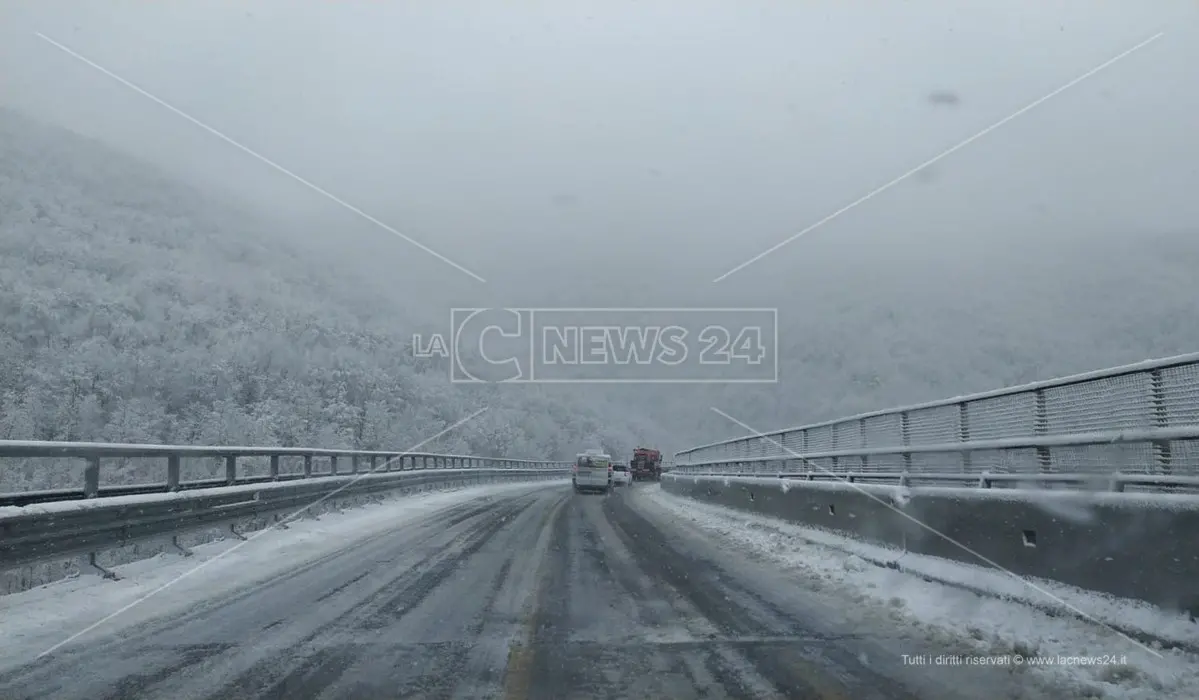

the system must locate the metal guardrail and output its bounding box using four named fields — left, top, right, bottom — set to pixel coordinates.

left=669, top=470, right=1199, bottom=491
left=0, top=441, right=569, bottom=507
left=0, top=467, right=566, bottom=572
left=0, top=440, right=572, bottom=573
left=673, top=352, right=1199, bottom=492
